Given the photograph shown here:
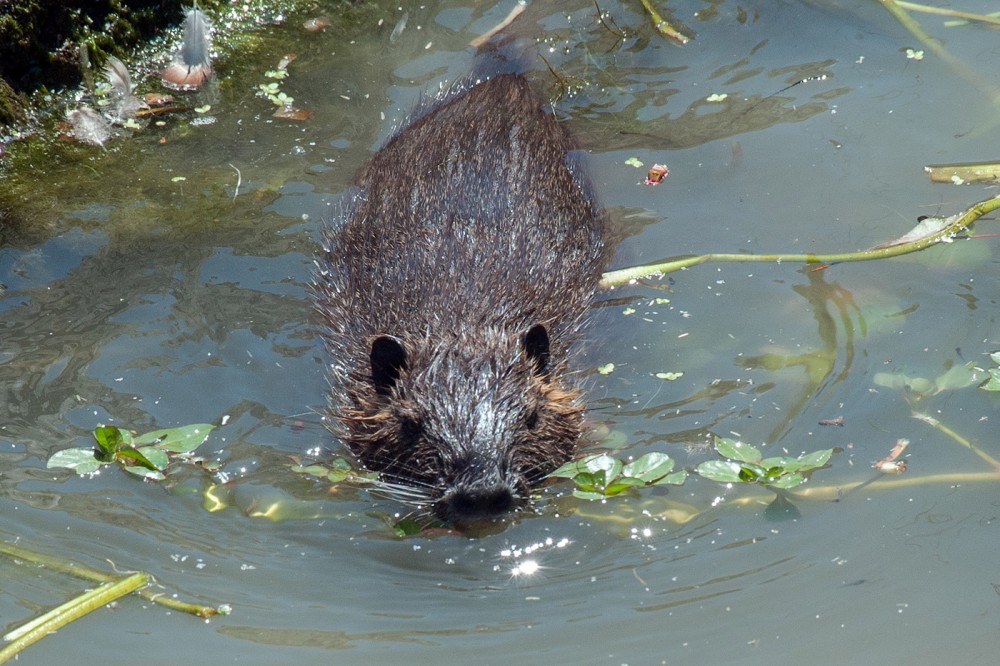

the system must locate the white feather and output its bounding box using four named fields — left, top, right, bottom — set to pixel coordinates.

left=161, top=3, right=213, bottom=90
left=179, top=3, right=212, bottom=68
left=67, top=107, right=111, bottom=147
